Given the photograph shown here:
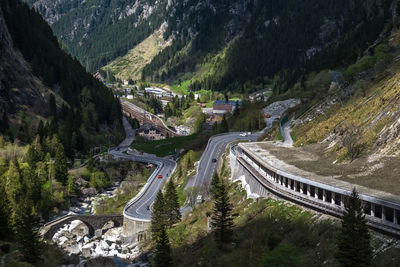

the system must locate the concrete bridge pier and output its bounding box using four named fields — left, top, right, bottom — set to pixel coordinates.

left=122, top=217, right=151, bottom=242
